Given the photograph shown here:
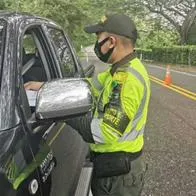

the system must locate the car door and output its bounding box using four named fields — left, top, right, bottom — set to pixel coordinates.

left=18, top=23, right=62, bottom=196
left=19, top=22, right=88, bottom=196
